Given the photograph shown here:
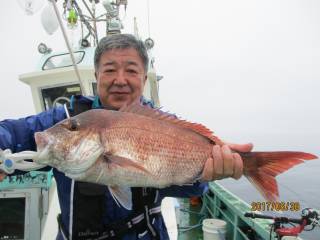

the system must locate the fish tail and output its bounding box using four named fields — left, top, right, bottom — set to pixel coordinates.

left=240, top=151, right=317, bottom=201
